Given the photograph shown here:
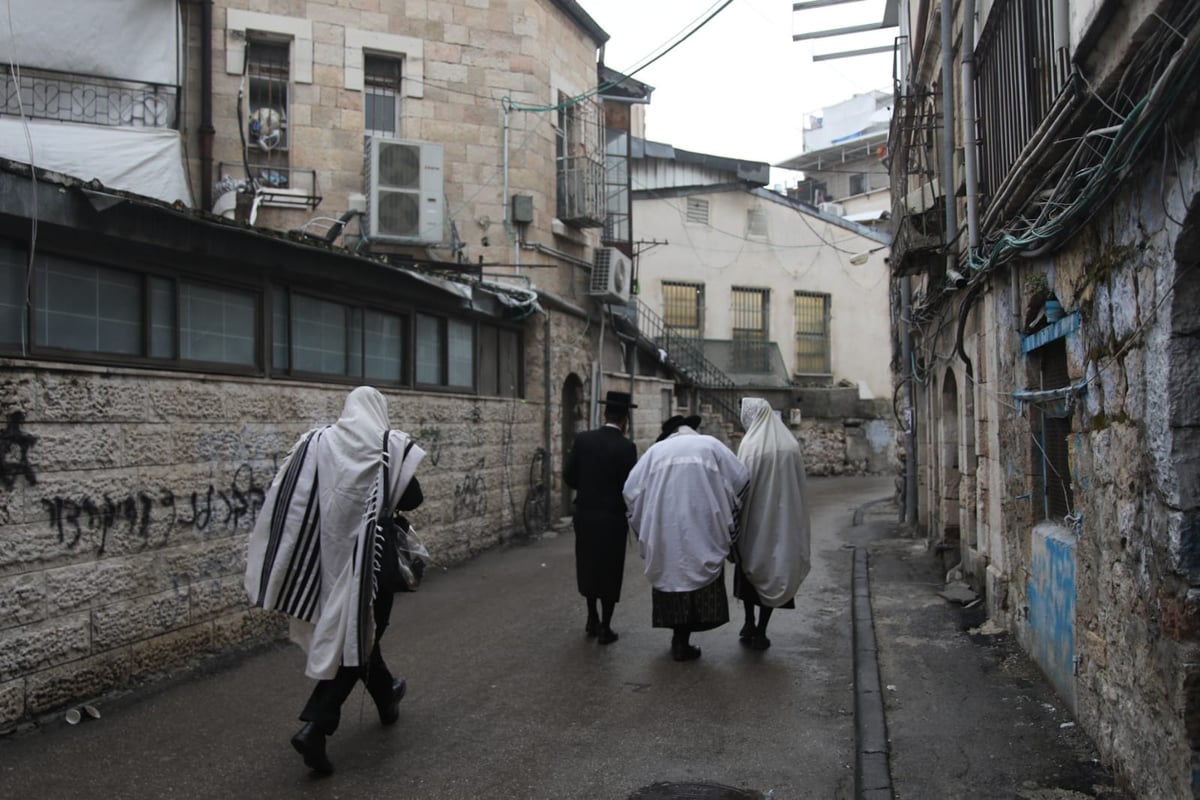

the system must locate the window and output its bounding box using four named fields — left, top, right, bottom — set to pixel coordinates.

left=246, top=39, right=289, bottom=155
left=364, top=55, right=402, bottom=138
left=277, top=292, right=406, bottom=381
left=4, top=248, right=258, bottom=367
left=746, top=209, right=768, bottom=239
left=602, top=103, right=631, bottom=246
left=556, top=94, right=604, bottom=227
left=416, top=313, right=474, bottom=390
left=686, top=198, right=710, bottom=225
left=1030, top=338, right=1074, bottom=522
left=1, top=242, right=25, bottom=345
left=794, top=291, right=831, bottom=374
left=478, top=324, right=523, bottom=398
left=849, top=173, right=867, bottom=196
left=662, top=281, right=704, bottom=338
left=732, top=286, right=770, bottom=371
